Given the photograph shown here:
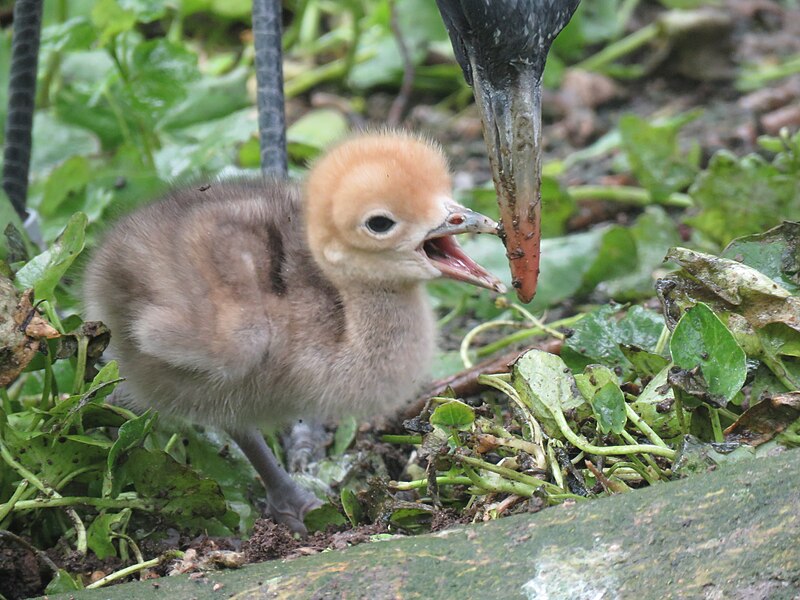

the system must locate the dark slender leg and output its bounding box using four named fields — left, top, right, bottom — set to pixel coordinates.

left=229, top=427, right=322, bottom=534
left=284, top=420, right=327, bottom=473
